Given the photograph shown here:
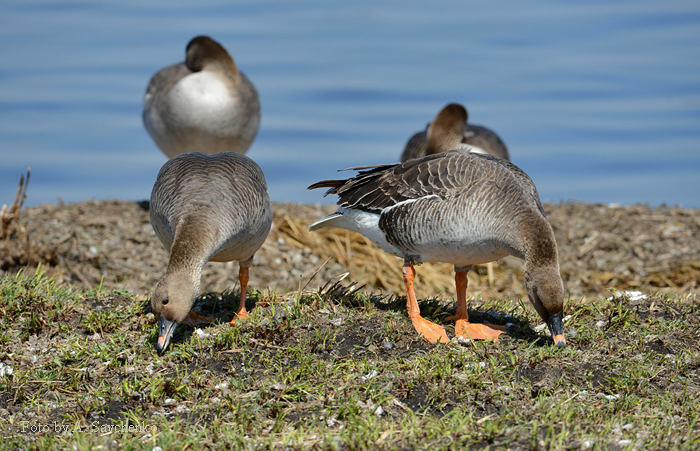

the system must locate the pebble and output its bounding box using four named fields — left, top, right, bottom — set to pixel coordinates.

left=608, top=291, right=647, bottom=301
left=361, top=370, right=378, bottom=381
left=194, top=328, right=210, bottom=338
left=455, top=336, right=471, bottom=345
left=0, top=363, right=13, bottom=377
left=534, top=323, right=547, bottom=332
